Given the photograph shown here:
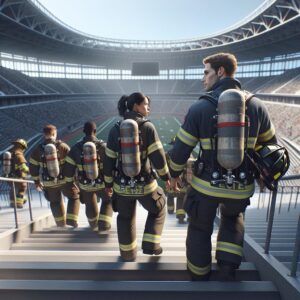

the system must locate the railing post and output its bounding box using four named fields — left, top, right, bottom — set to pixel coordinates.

left=290, top=214, right=300, bottom=277
left=288, top=186, right=293, bottom=212
left=27, top=183, right=33, bottom=222
left=12, top=181, right=19, bottom=229
left=265, top=182, right=278, bottom=254
left=266, top=190, right=272, bottom=222
left=39, top=190, right=43, bottom=207
left=294, top=187, right=299, bottom=209
left=278, top=186, right=284, bottom=214
left=257, top=190, right=261, bottom=209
